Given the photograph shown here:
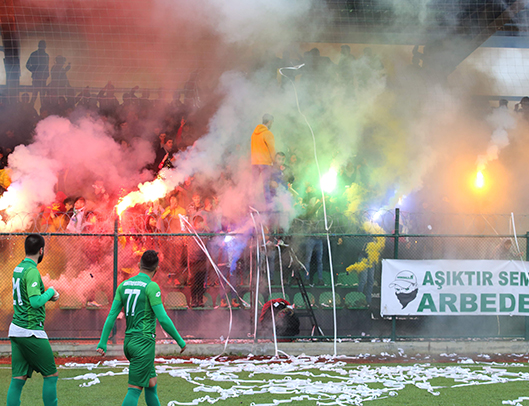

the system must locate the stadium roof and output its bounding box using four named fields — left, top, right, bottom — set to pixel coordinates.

left=316, top=0, right=529, bottom=44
